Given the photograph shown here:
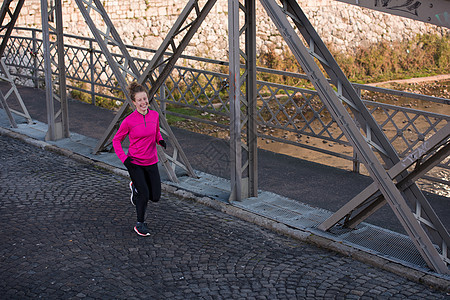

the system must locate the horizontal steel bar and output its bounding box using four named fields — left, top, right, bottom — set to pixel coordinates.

left=258, top=132, right=354, bottom=161
left=3, top=28, right=448, bottom=106
left=165, top=110, right=229, bottom=129
left=356, top=83, right=450, bottom=105
left=363, top=100, right=450, bottom=120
